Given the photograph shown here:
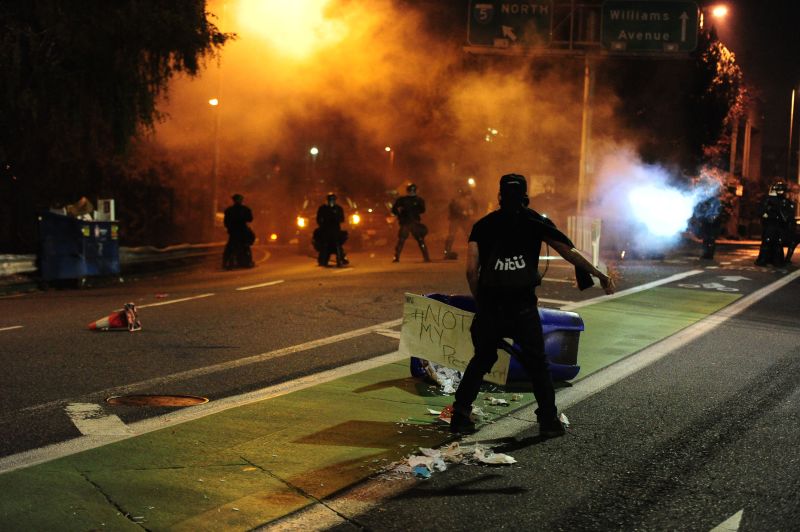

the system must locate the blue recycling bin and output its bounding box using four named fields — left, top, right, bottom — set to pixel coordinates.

left=410, top=293, right=584, bottom=382
left=38, top=212, right=120, bottom=281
